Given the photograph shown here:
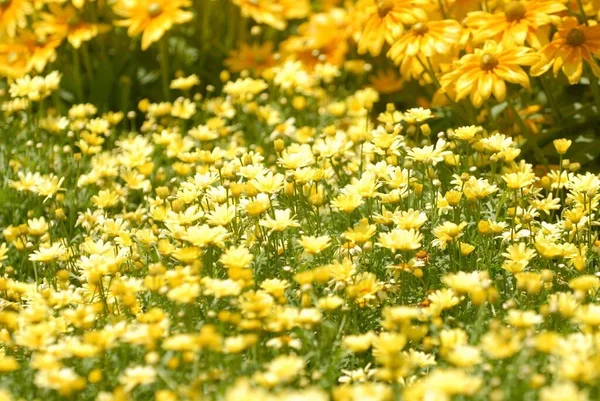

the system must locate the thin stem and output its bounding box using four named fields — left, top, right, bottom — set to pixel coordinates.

left=539, top=75, right=563, bottom=122
left=72, top=47, right=84, bottom=103
left=417, top=56, right=471, bottom=124
left=576, top=0, right=589, bottom=24
left=437, top=0, right=448, bottom=18
left=586, top=65, right=600, bottom=112
left=81, top=43, right=95, bottom=83
left=159, top=39, right=171, bottom=102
